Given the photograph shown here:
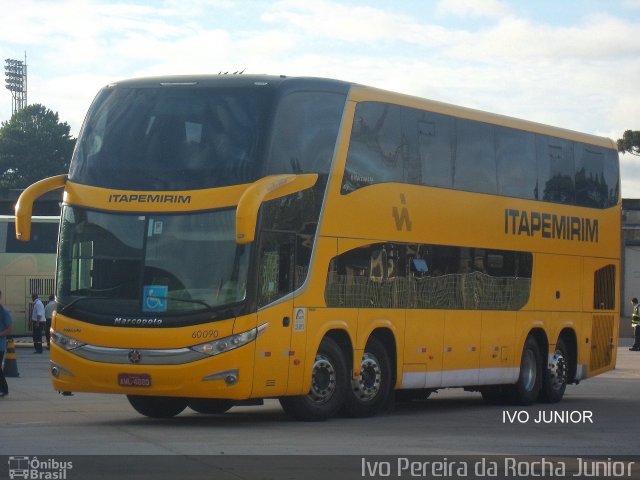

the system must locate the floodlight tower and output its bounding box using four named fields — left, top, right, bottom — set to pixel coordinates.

left=4, top=53, right=27, bottom=115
